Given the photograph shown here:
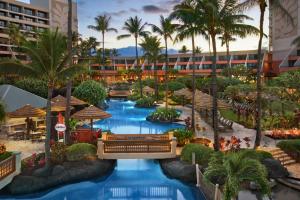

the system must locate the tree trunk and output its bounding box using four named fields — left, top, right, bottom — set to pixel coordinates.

left=165, top=36, right=169, bottom=109
left=254, top=4, right=266, bottom=149
left=154, top=60, right=159, bottom=100
left=226, top=41, right=231, bottom=78
left=64, top=0, right=73, bottom=145
left=102, top=31, right=105, bottom=66
left=136, top=36, right=143, bottom=98
left=191, top=34, right=196, bottom=133
left=45, top=84, right=53, bottom=168
left=211, top=33, right=219, bottom=151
